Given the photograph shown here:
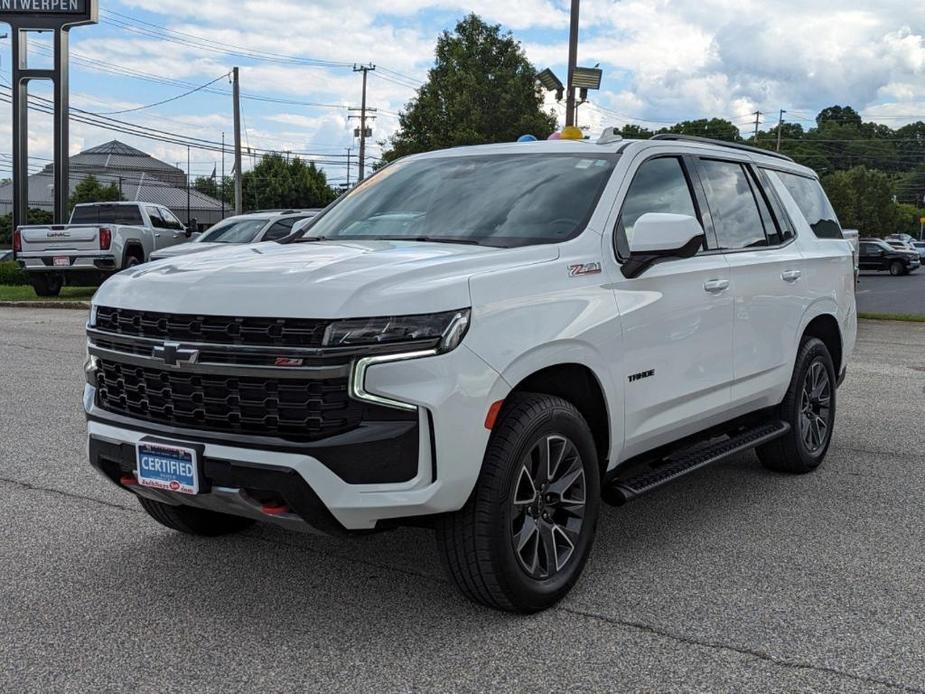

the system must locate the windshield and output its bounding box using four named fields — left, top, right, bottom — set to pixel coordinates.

left=198, top=218, right=269, bottom=244
left=299, top=153, right=618, bottom=247
left=71, top=204, right=144, bottom=226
